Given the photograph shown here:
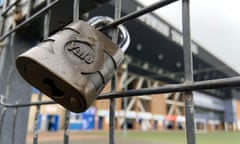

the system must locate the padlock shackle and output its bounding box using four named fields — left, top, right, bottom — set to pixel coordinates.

left=88, top=16, right=130, bottom=53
